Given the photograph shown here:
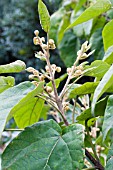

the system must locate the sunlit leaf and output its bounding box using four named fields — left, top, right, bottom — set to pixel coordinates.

left=102, top=19, right=113, bottom=51
left=38, top=0, right=50, bottom=32
left=0, top=60, right=26, bottom=73
left=0, top=76, right=15, bottom=93
left=92, top=65, right=113, bottom=115
left=0, top=82, right=35, bottom=138
left=66, top=0, right=111, bottom=30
